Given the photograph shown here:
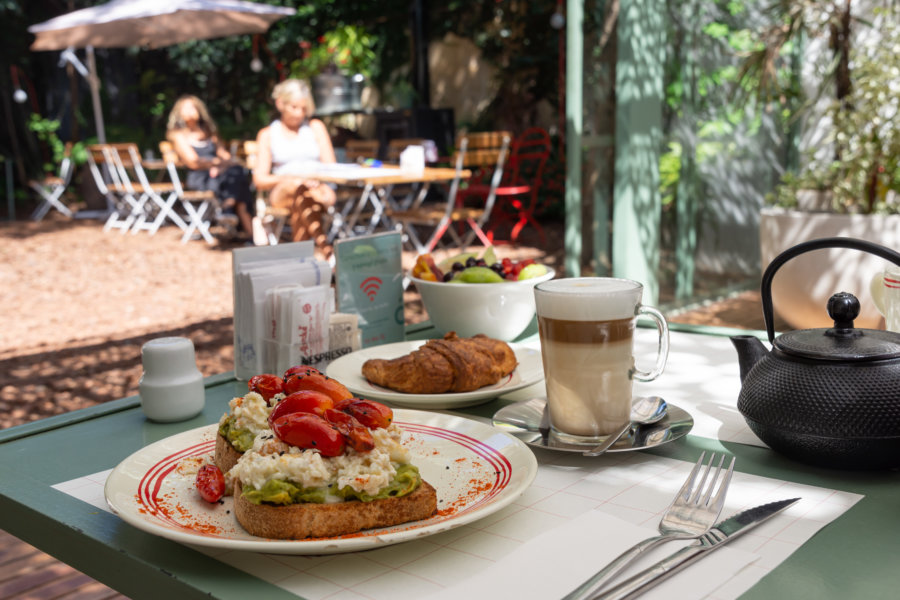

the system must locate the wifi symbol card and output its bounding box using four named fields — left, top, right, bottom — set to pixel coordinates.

left=334, top=231, right=405, bottom=348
